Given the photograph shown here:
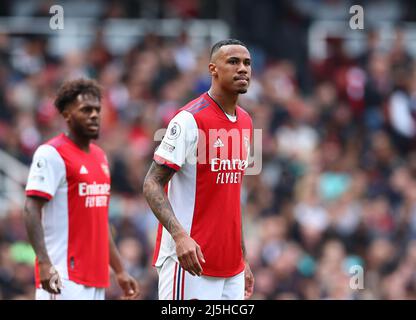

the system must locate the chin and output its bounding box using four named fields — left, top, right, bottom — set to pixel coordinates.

left=237, top=88, right=248, bottom=94
left=87, top=132, right=100, bottom=140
